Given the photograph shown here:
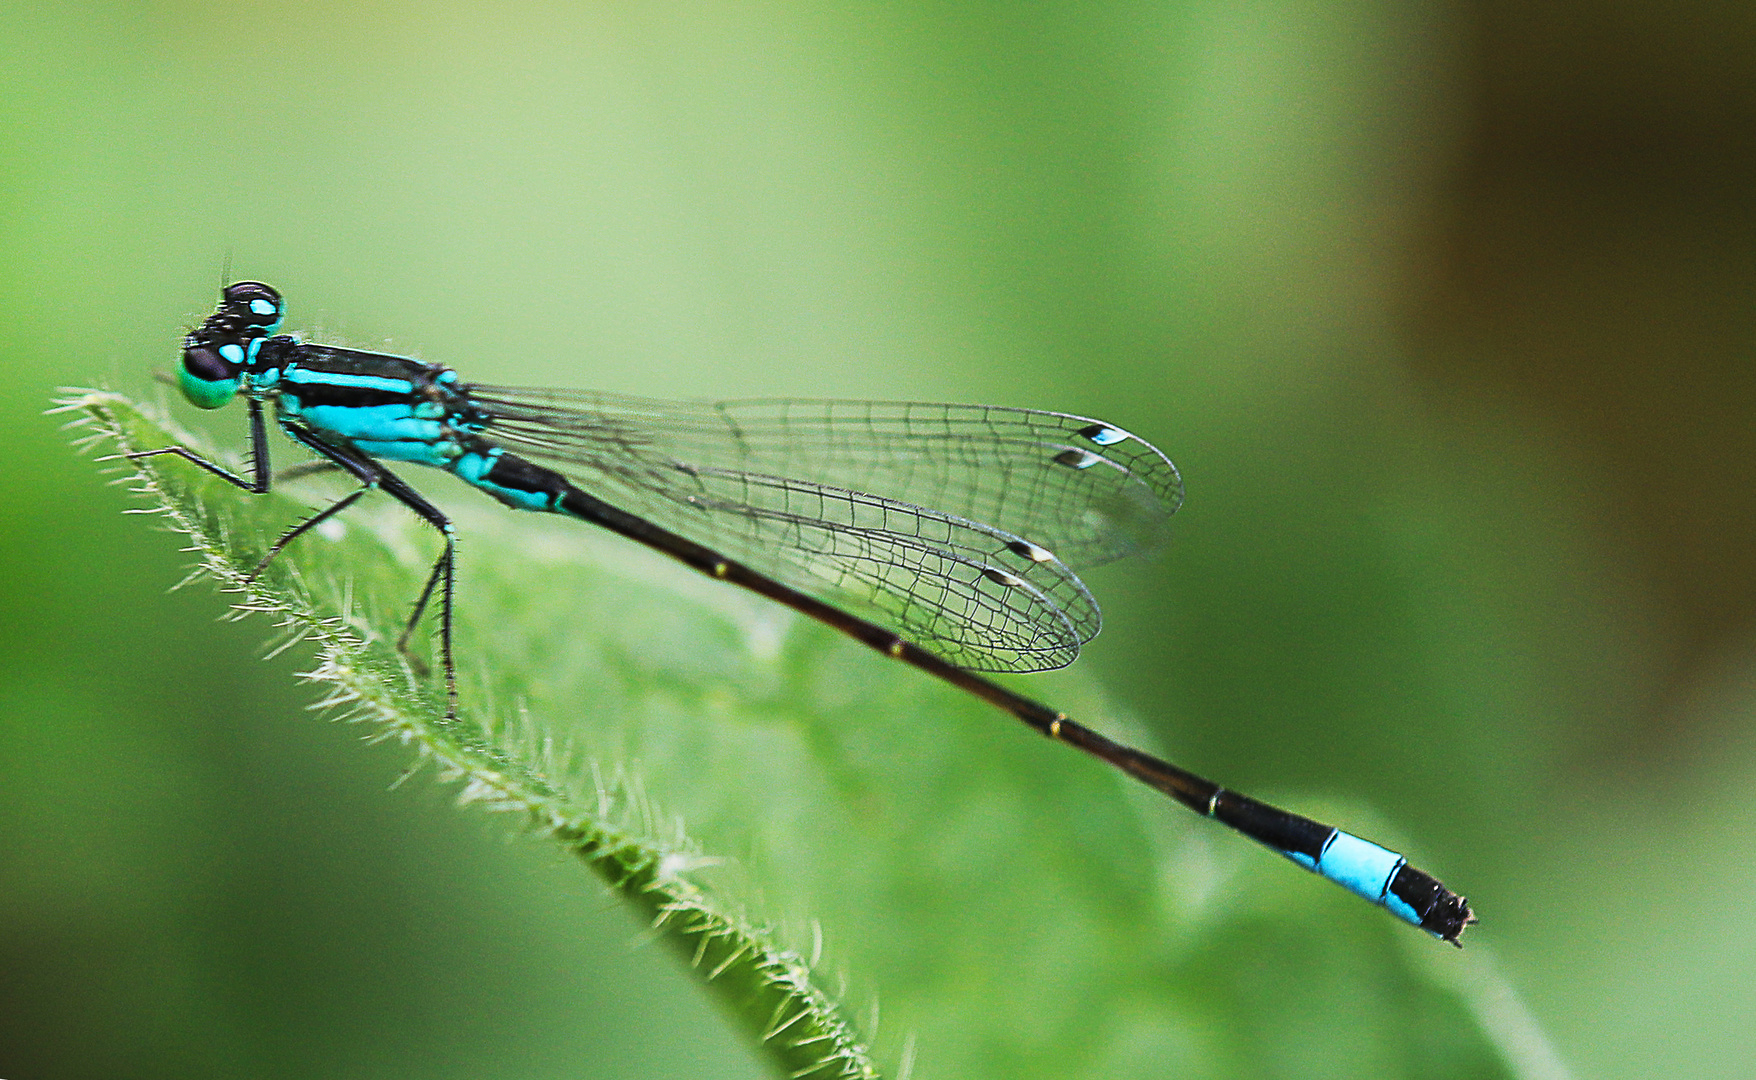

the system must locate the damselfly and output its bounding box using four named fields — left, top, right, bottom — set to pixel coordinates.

left=128, top=282, right=1474, bottom=943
